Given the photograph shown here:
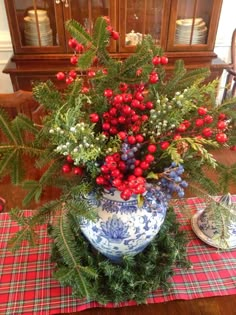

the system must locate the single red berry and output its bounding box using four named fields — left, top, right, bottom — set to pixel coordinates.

left=145, top=101, right=154, bottom=109
left=65, top=76, right=74, bottom=85
left=119, top=82, right=128, bottom=92
left=160, top=56, right=168, bottom=65
left=118, top=116, right=126, bottom=124
left=160, top=141, right=170, bottom=150
left=102, top=68, right=108, bottom=75
left=66, top=155, right=74, bottom=163
left=204, top=115, right=213, bottom=124
left=148, top=144, right=157, bottom=153
left=202, top=127, right=213, bottom=138
left=122, top=105, right=132, bottom=115
left=106, top=25, right=113, bottom=34
left=152, top=56, right=161, bottom=66
left=104, top=89, right=113, bottom=97
left=230, top=145, right=236, bottom=151
left=218, top=113, right=226, bottom=120
left=111, top=30, right=119, bottom=40
left=56, top=71, right=65, bottom=80
left=120, top=189, right=132, bottom=200
left=183, top=120, right=191, bottom=128
left=118, top=131, right=127, bottom=140
left=102, top=123, right=110, bottom=130
left=136, top=68, right=143, bottom=76
left=141, top=115, right=149, bottom=122
left=127, top=135, right=136, bottom=144
left=134, top=167, right=143, bottom=176
left=149, top=73, right=159, bottom=84
left=68, top=37, right=78, bottom=49
left=140, top=161, right=150, bottom=170
left=136, top=134, right=144, bottom=143
left=113, top=94, right=123, bottom=104
left=176, top=123, right=186, bottom=132
left=109, top=126, right=118, bottom=135
left=87, top=70, right=96, bottom=78
left=121, top=93, right=132, bottom=103
left=131, top=99, right=140, bottom=108
left=69, top=70, right=77, bottom=79
left=75, top=43, right=84, bottom=53
left=73, top=167, right=83, bottom=176
left=173, top=134, right=182, bottom=140
left=135, top=92, right=144, bottom=101
left=96, top=176, right=106, bottom=185
left=217, top=120, right=227, bottom=130
left=81, top=86, right=90, bottom=94
left=89, top=113, right=99, bottom=123
left=135, top=184, right=146, bottom=194
left=145, top=154, right=155, bottom=163
left=70, top=55, right=78, bottom=65
left=103, top=16, right=111, bottom=24
left=198, top=107, right=208, bottom=116
left=216, top=133, right=228, bottom=143
left=113, top=178, right=122, bottom=187
left=195, top=118, right=204, bottom=127
left=62, top=164, right=72, bottom=173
